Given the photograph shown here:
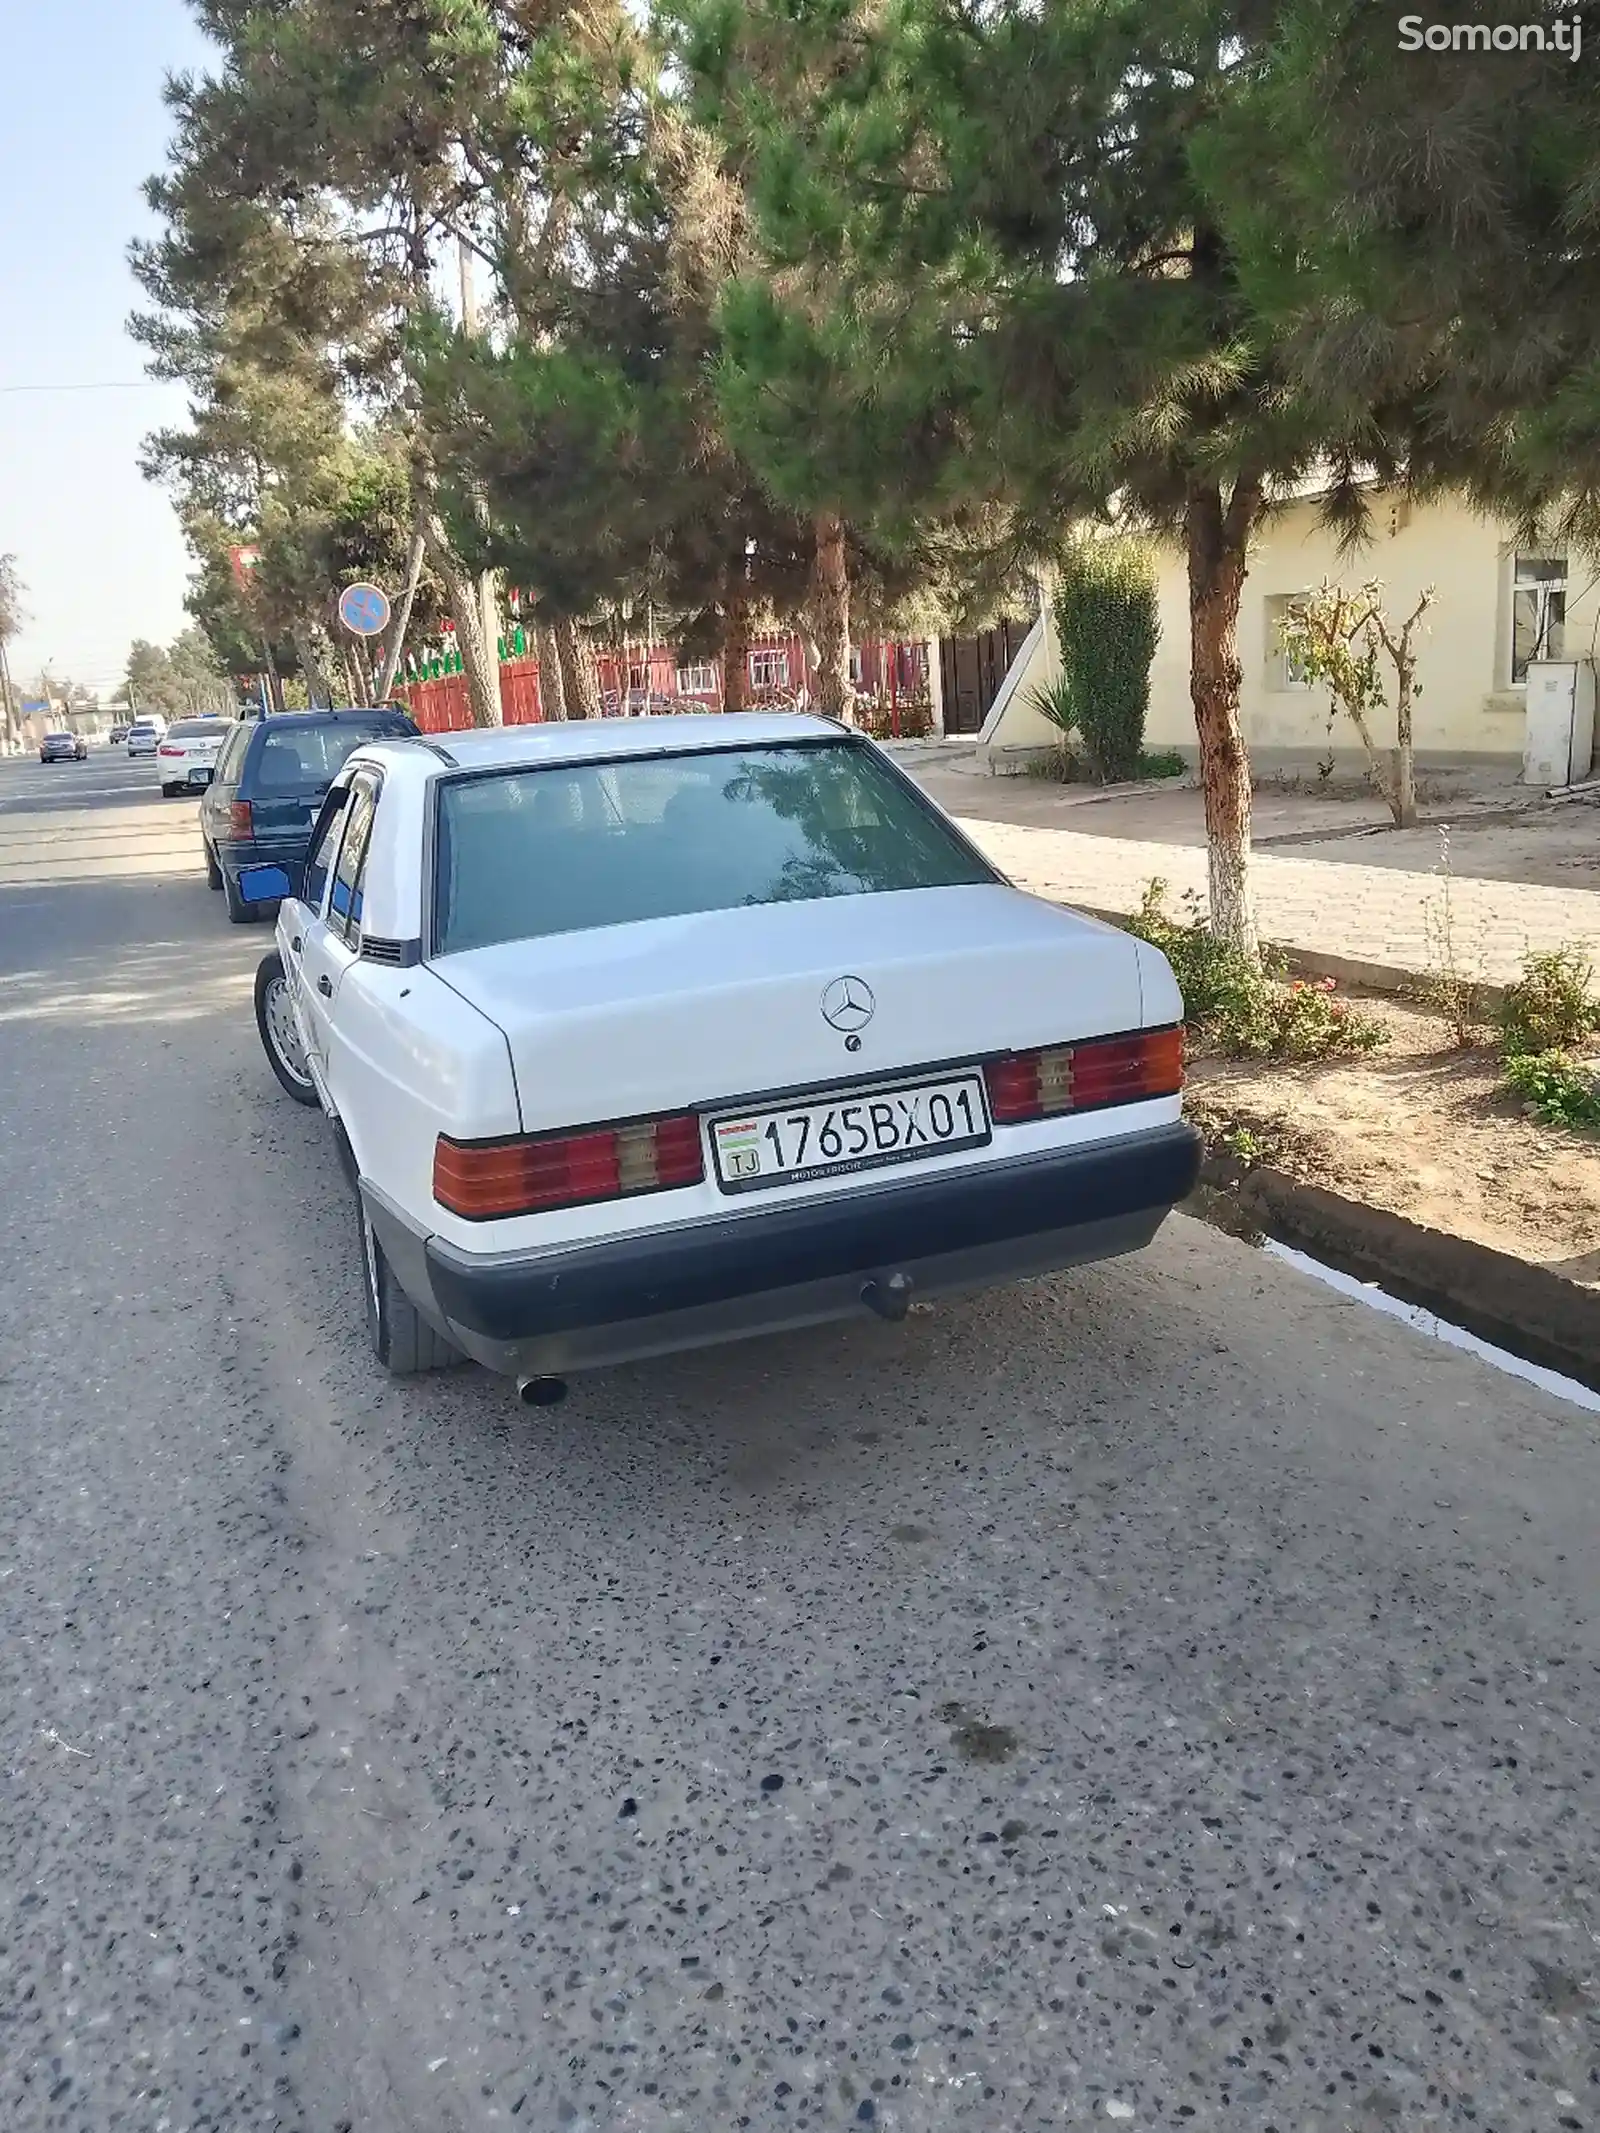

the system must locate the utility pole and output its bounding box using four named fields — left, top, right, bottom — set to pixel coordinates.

left=458, top=236, right=504, bottom=723
left=0, top=635, right=15, bottom=753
